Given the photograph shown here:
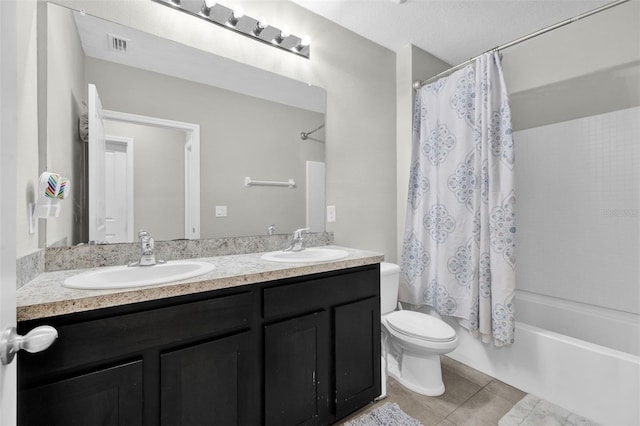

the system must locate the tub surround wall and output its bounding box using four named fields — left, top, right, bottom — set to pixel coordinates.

left=514, top=106, right=639, bottom=353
